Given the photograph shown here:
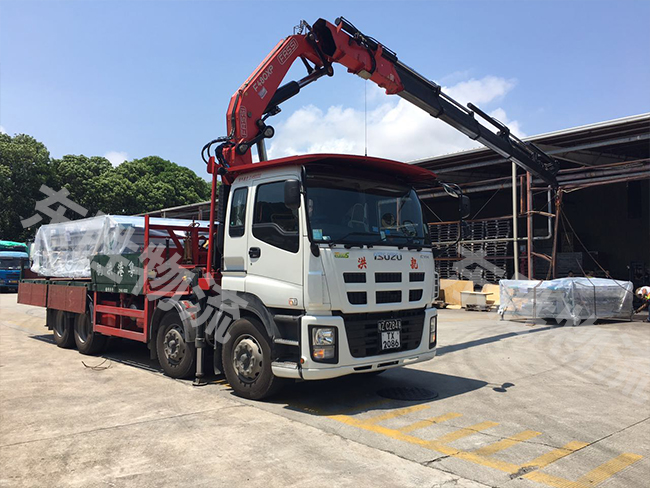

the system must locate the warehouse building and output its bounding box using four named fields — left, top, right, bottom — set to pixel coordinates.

left=415, top=113, right=649, bottom=288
